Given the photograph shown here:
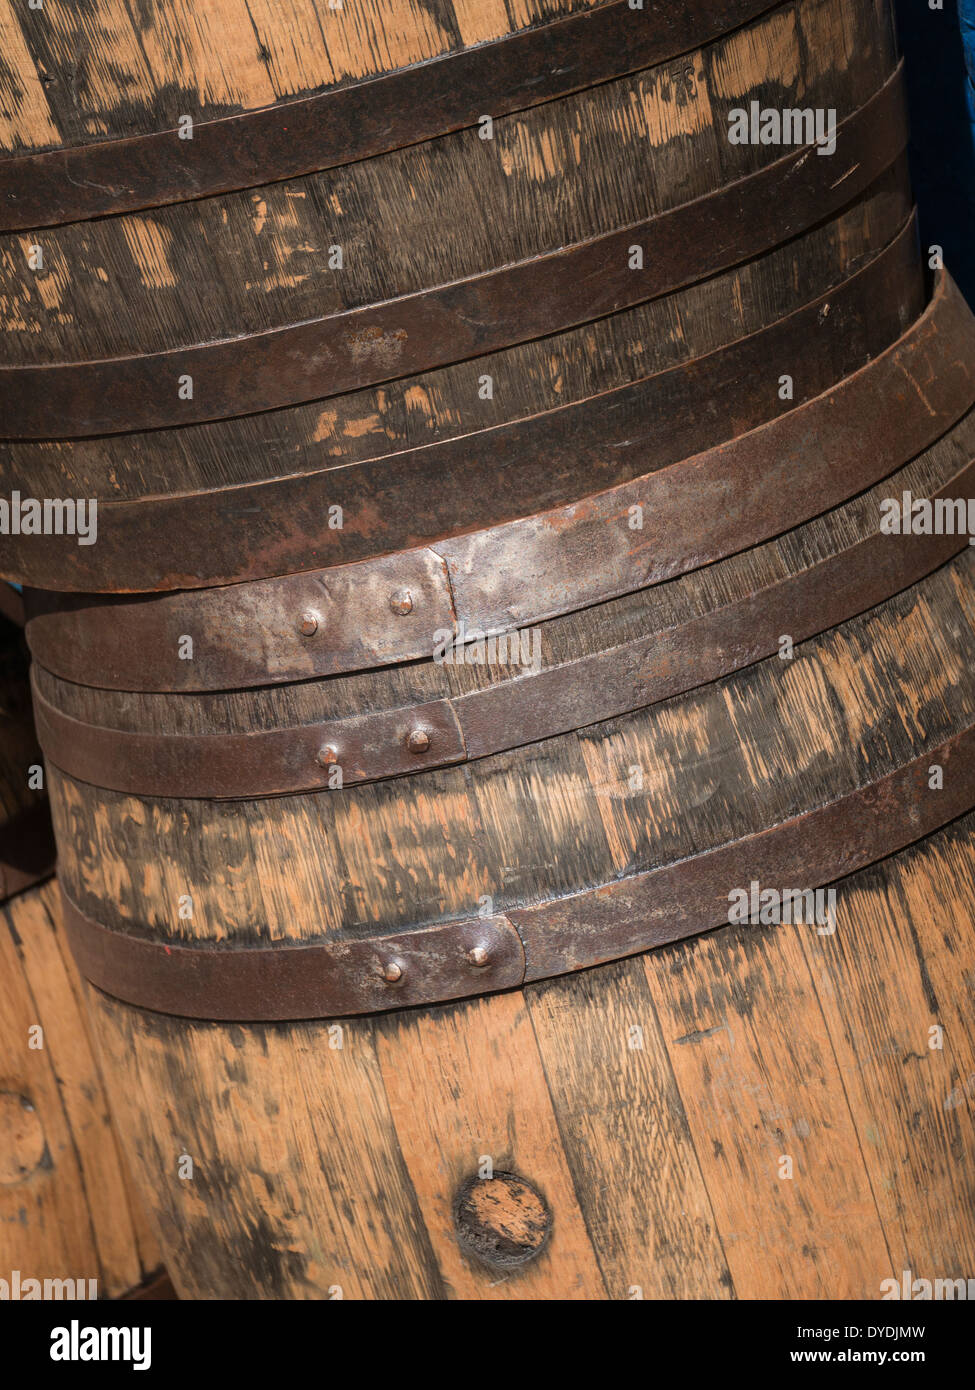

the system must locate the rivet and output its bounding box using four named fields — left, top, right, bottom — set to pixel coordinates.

left=382, top=960, right=404, bottom=983
left=316, top=743, right=339, bottom=768
left=389, top=588, right=414, bottom=616
left=467, top=944, right=491, bottom=968
left=298, top=610, right=320, bottom=637
left=407, top=728, right=431, bottom=754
